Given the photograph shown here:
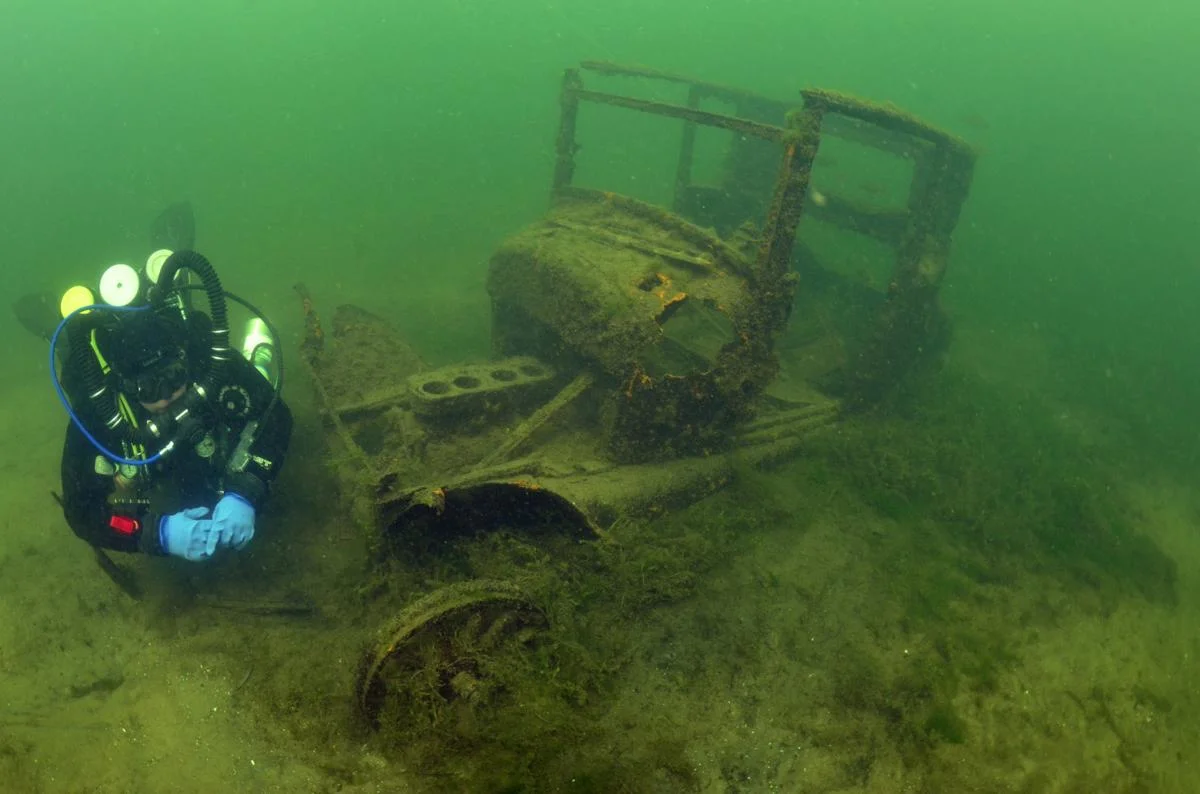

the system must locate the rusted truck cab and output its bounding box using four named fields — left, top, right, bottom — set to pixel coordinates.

left=295, top=62, right=976, bottom=723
